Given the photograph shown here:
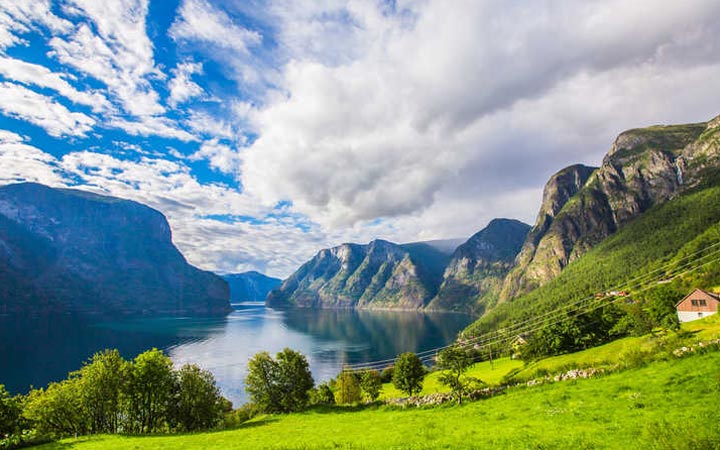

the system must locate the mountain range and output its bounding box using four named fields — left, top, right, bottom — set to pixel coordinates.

left=0, top=183, right=230, bottom=316
left=268, top=114, right=720, bottom=318
left=222, top=271, right=281, bottom=302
